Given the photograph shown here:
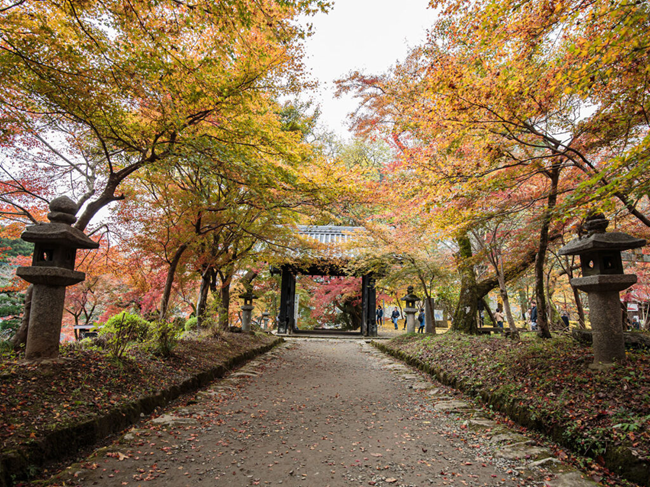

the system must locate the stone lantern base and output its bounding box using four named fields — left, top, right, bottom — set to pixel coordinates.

left=24, top=286, right=68, bottom=360
left=404, top=306, right=417, bottom=333
left=571, top=274, right=636, bottom=368
left=241, top=304, right=254, bottom=333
